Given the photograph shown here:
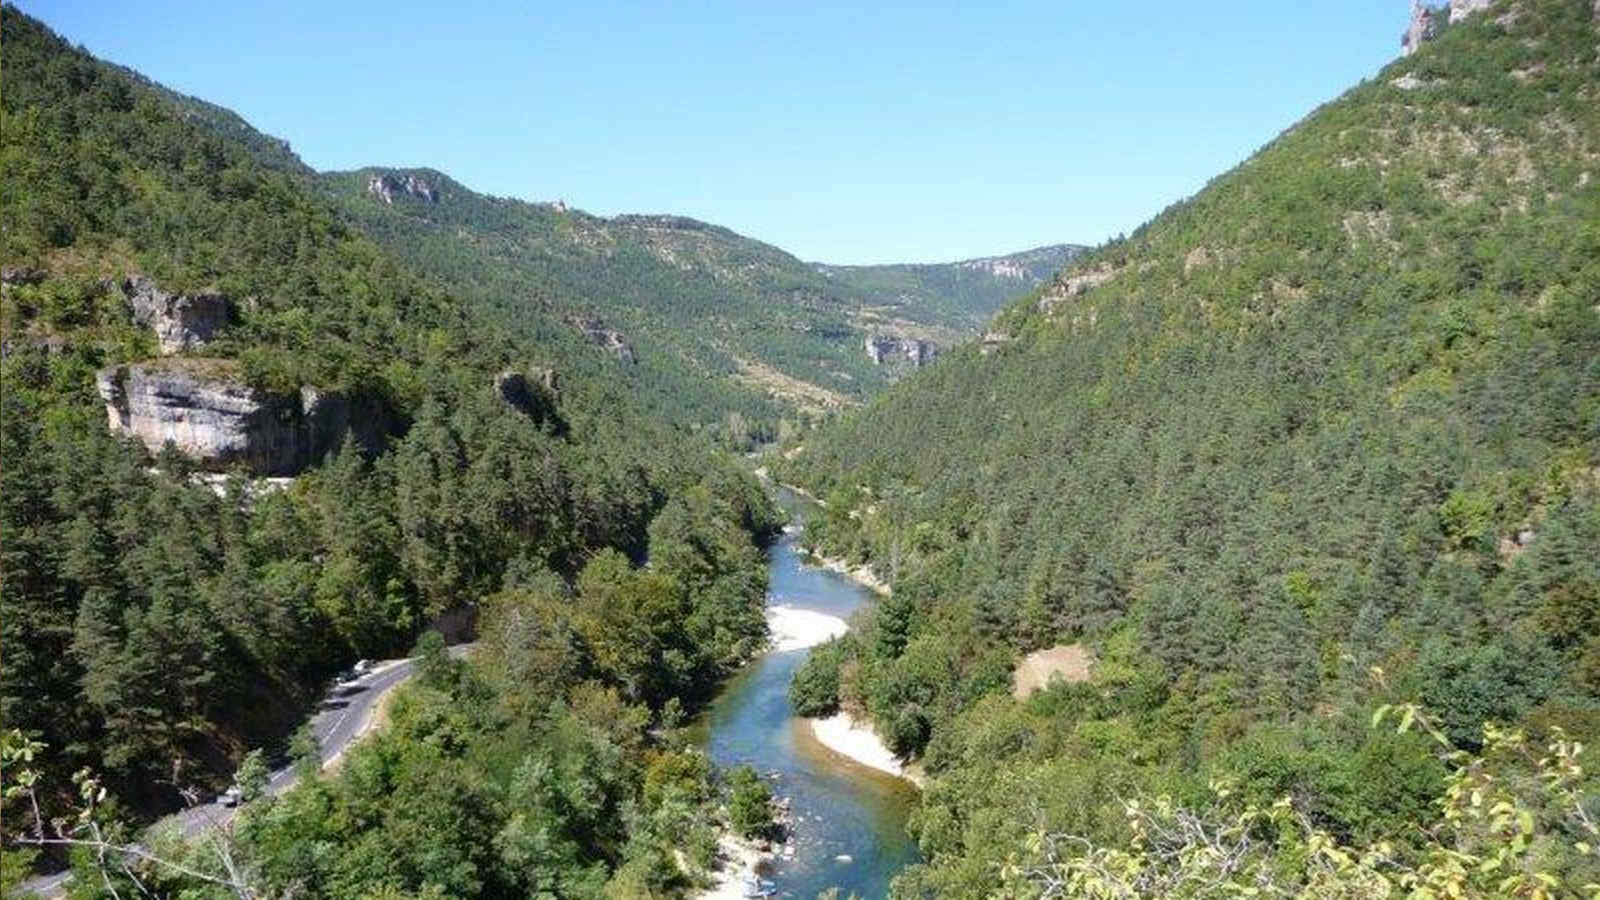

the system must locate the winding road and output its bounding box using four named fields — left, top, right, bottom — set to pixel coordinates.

left=166, top=655, right=421, bottom=837
left=18, top=649, right=460, bottom=897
